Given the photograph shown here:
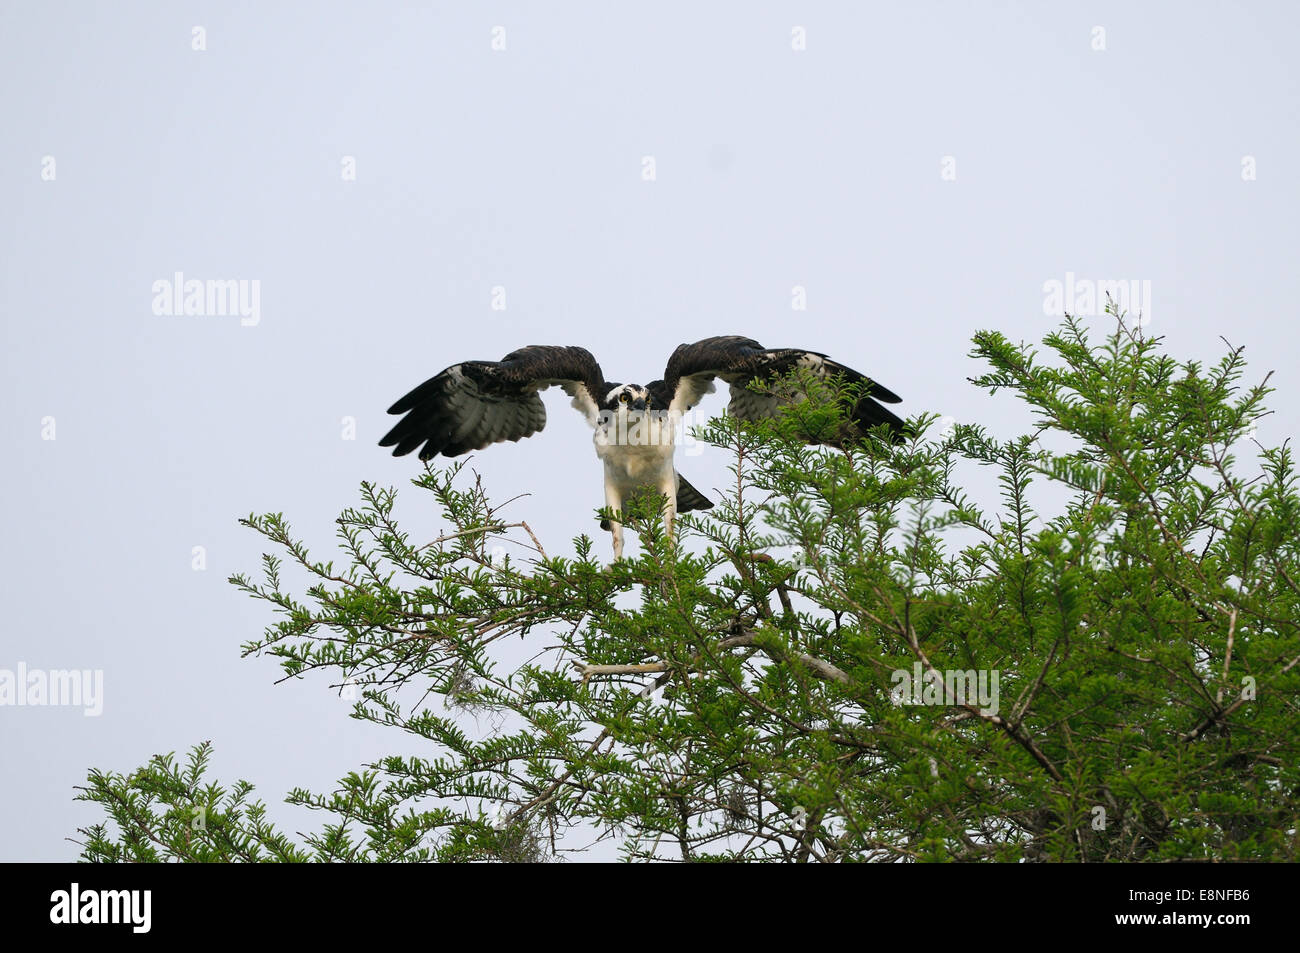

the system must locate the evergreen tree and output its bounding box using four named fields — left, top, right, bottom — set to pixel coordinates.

left=75, top=310, right=1300, bottom=862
